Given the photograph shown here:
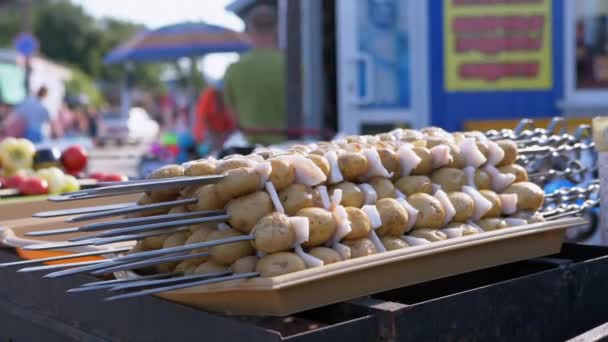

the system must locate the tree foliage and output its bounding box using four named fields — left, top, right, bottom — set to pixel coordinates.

left=0, top=0, right=164, bottom=99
